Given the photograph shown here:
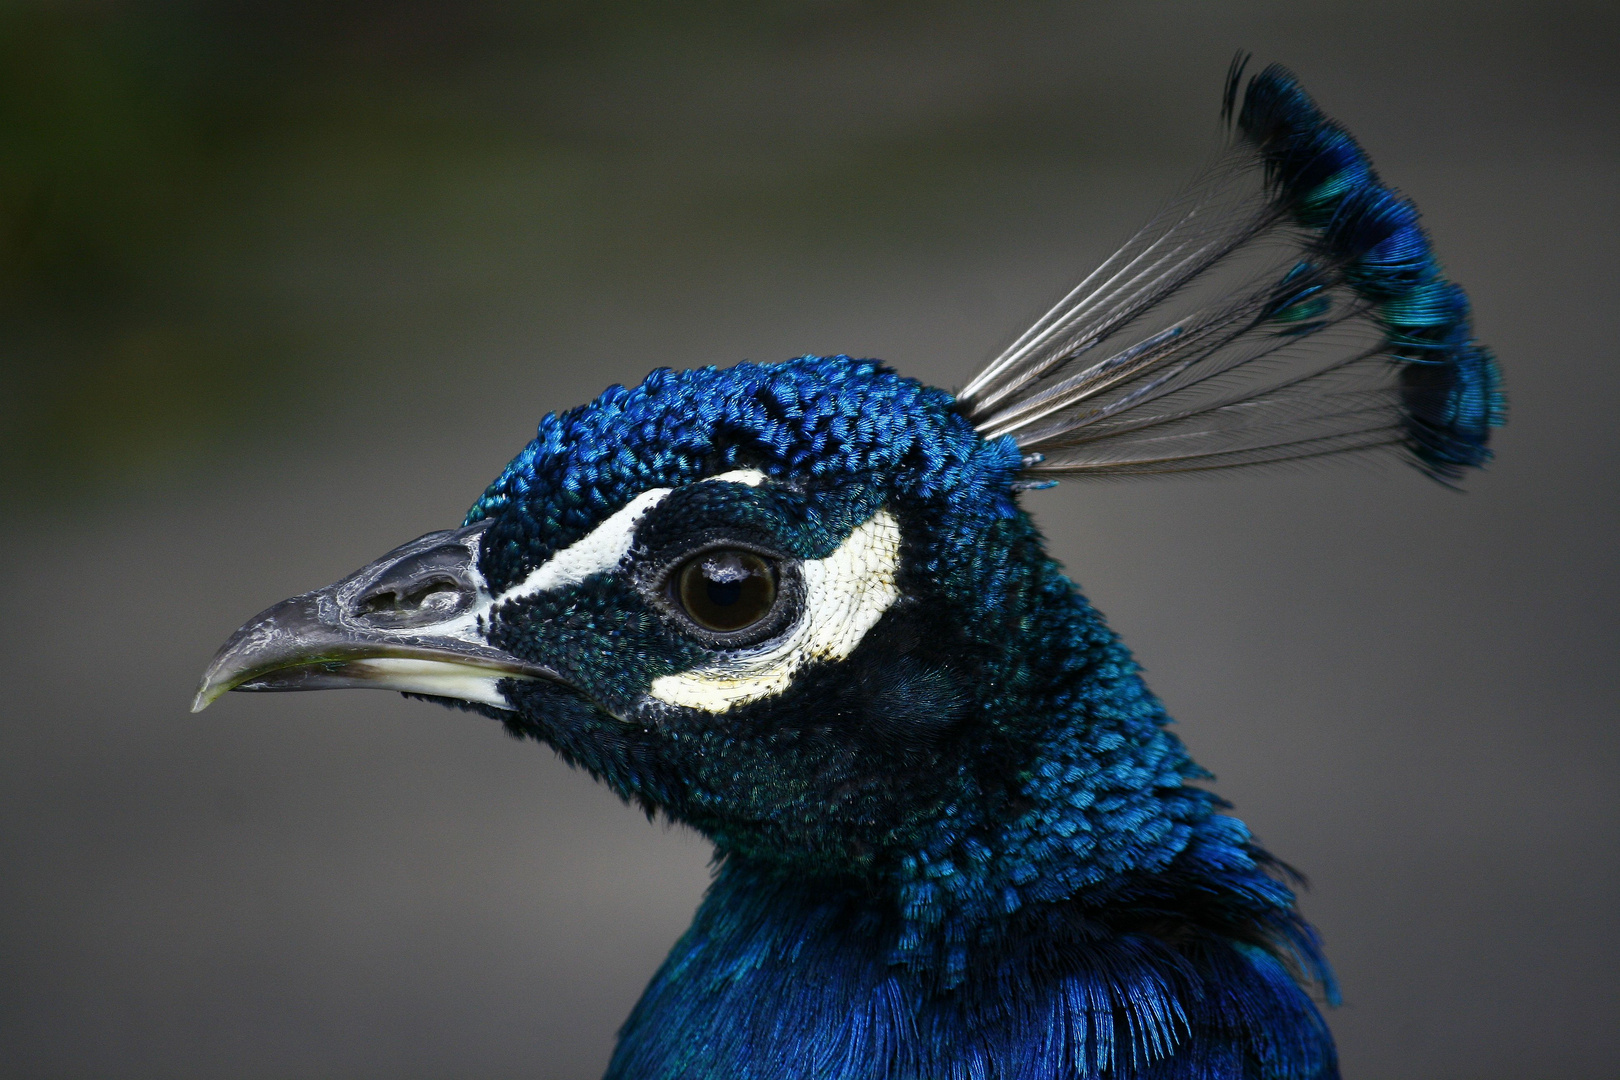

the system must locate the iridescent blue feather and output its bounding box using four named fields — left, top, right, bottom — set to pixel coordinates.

left=1233, top=60, right=1504, bottom=476
left=959, top=60, right=1504, bottom=484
